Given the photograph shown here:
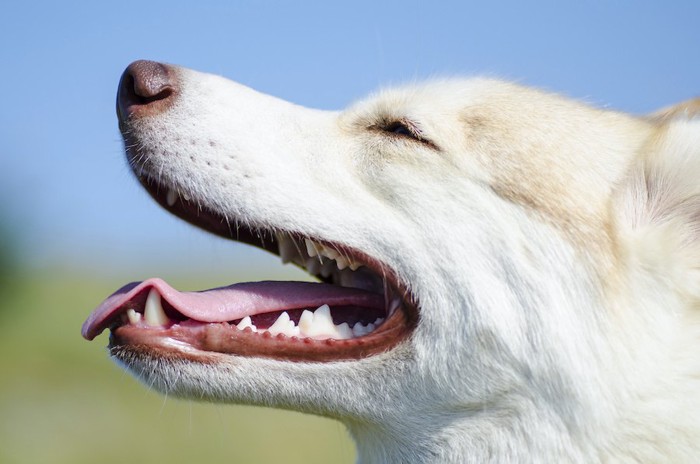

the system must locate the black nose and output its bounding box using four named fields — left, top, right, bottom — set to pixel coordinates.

left=117, top=60, right=176, bottom=122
